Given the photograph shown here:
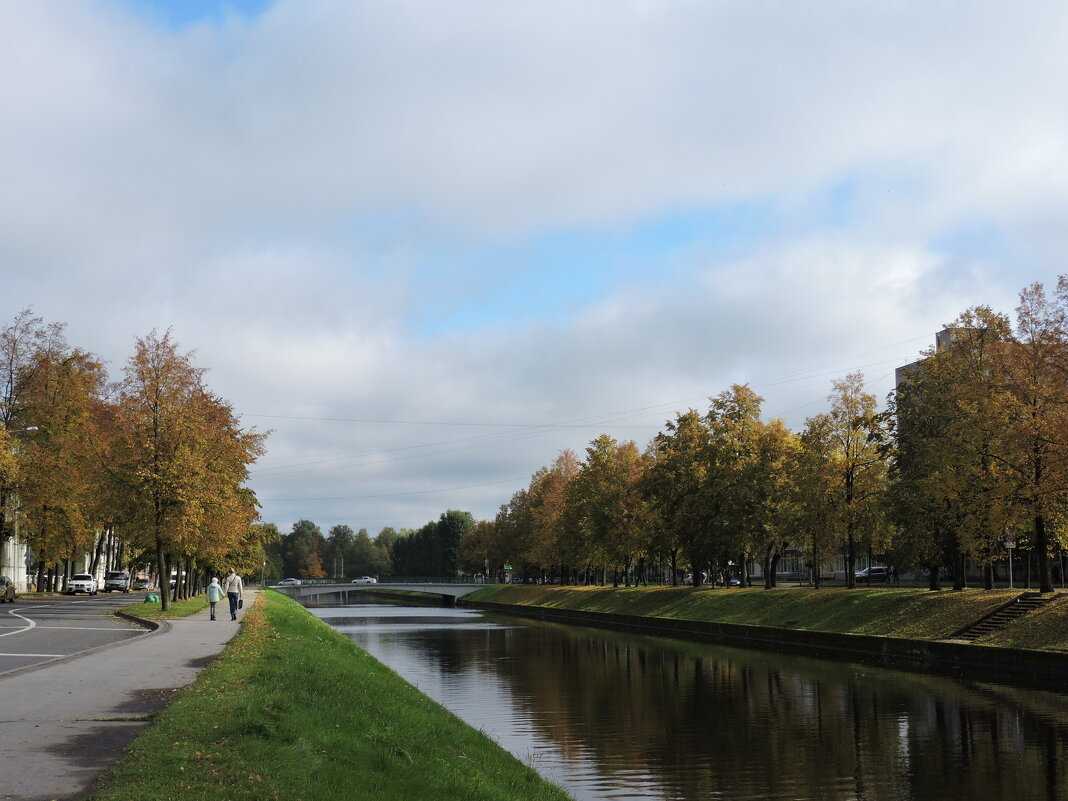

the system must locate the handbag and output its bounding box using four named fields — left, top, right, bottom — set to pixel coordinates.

left=238, top=598, right=244, bottom=609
